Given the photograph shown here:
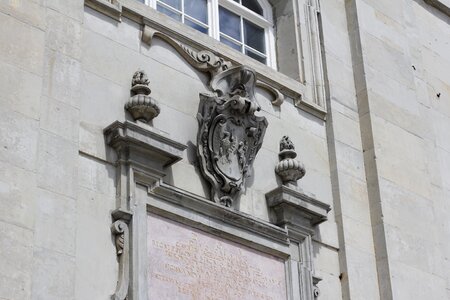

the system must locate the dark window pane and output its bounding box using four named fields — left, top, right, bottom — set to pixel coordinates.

left=220, top=36, right=242, bottom=51
left=219, top=6, right=241, bottom=41
left=185, top=0, right=207, bottom=24
left=242, top=0, right=263, bottom=15
left=158, top=0, right=181, bottom=10
left=245, top=49, right=266, bottom=64
left=157, top=4, right=182, bottom=21
left=244, top=19, right=265, bottom=53
left=185, top=19, right=208, bottom=34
